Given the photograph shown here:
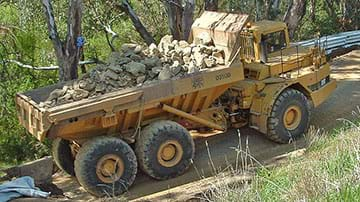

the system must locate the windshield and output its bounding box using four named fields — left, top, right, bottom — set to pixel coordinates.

left=262, top=31, right=287, bottom=53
